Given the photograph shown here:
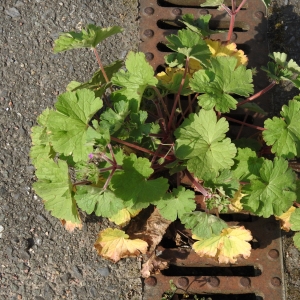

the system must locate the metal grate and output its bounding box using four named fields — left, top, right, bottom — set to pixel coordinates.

left=143, top=216, right=285, bottom=300
left=139, top=1, right=283, bottom=299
